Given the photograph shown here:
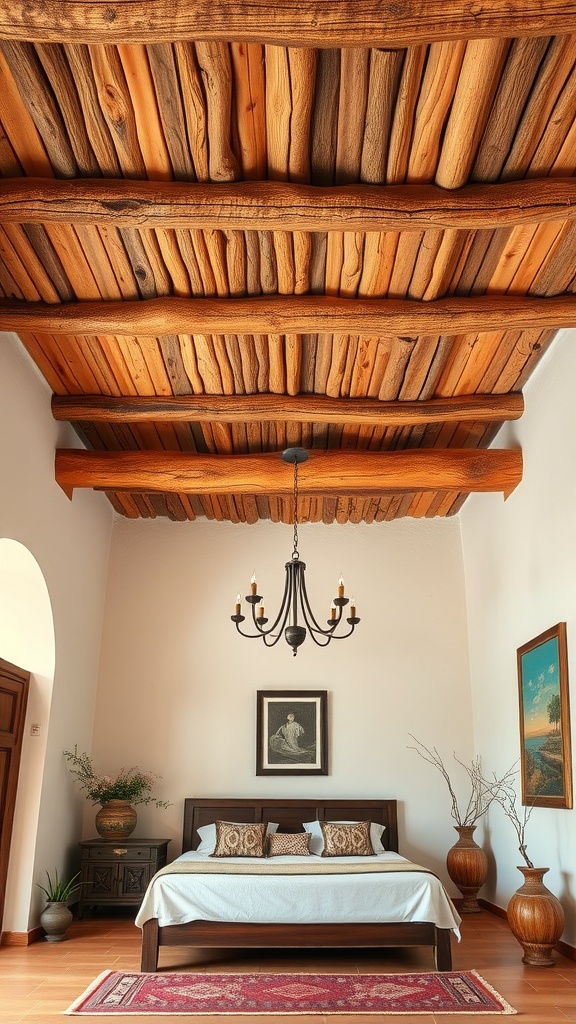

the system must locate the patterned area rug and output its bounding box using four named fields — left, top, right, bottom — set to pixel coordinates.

left=65, top=969, right=517, bottom=1015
